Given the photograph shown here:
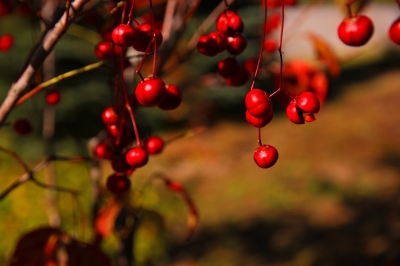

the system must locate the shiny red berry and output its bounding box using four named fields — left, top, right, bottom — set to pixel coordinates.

left=218, top=57, right=241, bottom=78
left=225, top=67, right=250, bottom=87
left=13, top=119, right=33, bottom=136
left=245, top=89, right=272, bottom=118
left=101, top=107, right=119, bottom=125
left=135, top=77, right=166, bottom=107
left=226, top=34, right=247, bottom=55
left=94, top=41, right=115, bottom=60
left=145, top=136, right=164, bottom=155
left=45, top=90, right=60, bottom=105
left=216, top=11, right=244, bottom=37
left=338, top=15, right=374, bottom=47
left=131, top=23, right=163, bottom=52
left=112, top=24, right=134, bottom=47
left=286, top=101, right=304, bottom=124
left=106, top=174, right=131, bottom=194
left=93, top=142, right=112, bottom=159
left=125, top=147, right=148, bottom=168
left=208, top=31, right=226, bottom=53
left=157, top=84, right=182, bottom=111
left=254, top=145, right=279, bottom=169
left=0, top=34, right=13, bottom=52
left=246, top=110, right=273, bottom=128
left=389, top=17, right=400, bottom=45
left=197, top=35, right=218, bottom=57
left=296, top=91, right=320, bottom=114
left=304, top=113, right=316, bottom=123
